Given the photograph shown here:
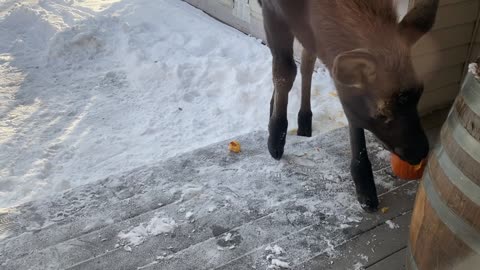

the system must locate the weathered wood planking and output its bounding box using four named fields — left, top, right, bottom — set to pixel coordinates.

left=294, top=183, right=417, bottom=270
left=367, top=248, right=407, bottom=270
left=0, top=127, right=414, bottom=270
left=408, top=72, right=480, bottom=269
